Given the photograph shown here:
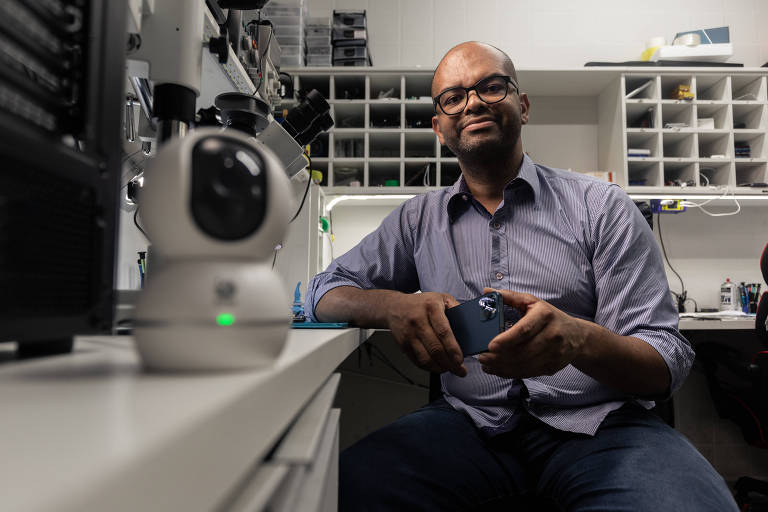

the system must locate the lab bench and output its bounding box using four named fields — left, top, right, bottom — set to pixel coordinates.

left=0, top=328, right=371, bottom=512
